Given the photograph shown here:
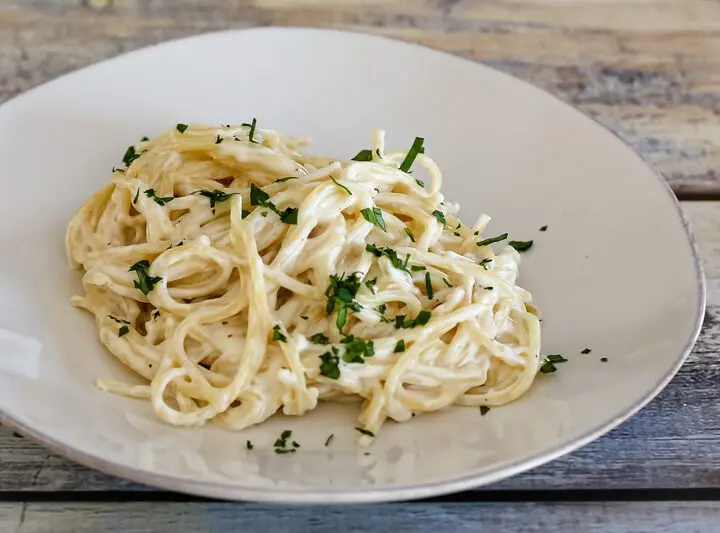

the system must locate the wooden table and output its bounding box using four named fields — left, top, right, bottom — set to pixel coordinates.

left=2, top=1, right=720, bottom=531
